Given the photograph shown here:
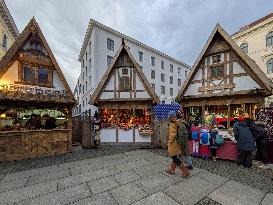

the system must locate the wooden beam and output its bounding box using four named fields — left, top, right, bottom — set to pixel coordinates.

left=198, top=83, right=235, bottom=92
